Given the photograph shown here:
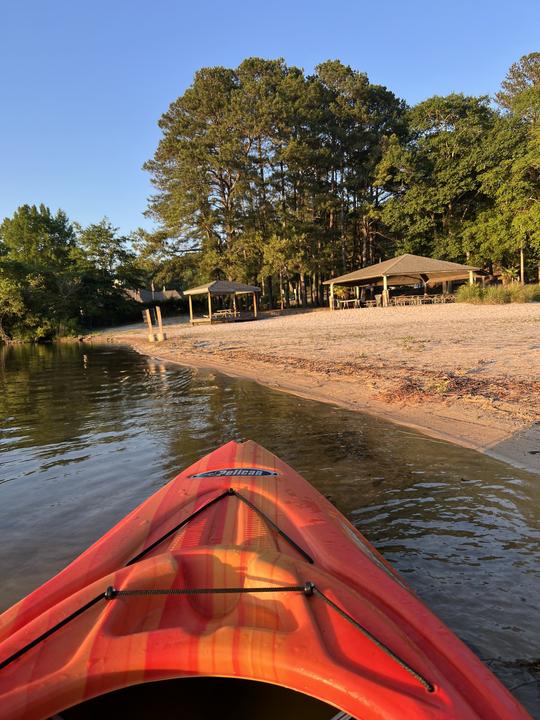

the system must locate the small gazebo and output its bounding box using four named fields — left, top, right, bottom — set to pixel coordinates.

left=184, top=281, right=261, bottom=325
left=324, top=254, right=481, bottom=308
